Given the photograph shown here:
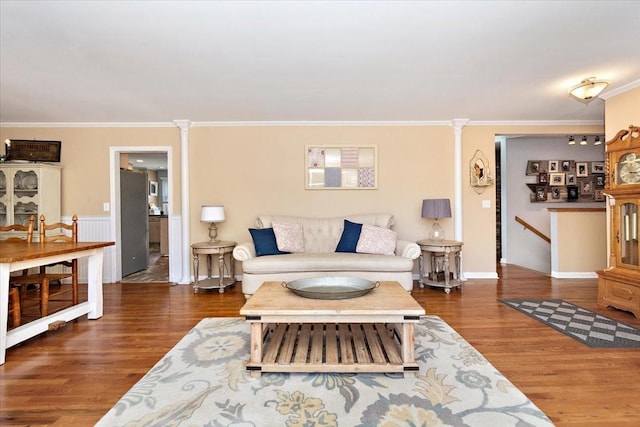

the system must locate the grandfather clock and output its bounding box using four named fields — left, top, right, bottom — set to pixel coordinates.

left=597, top=125, right=640, bottom=317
